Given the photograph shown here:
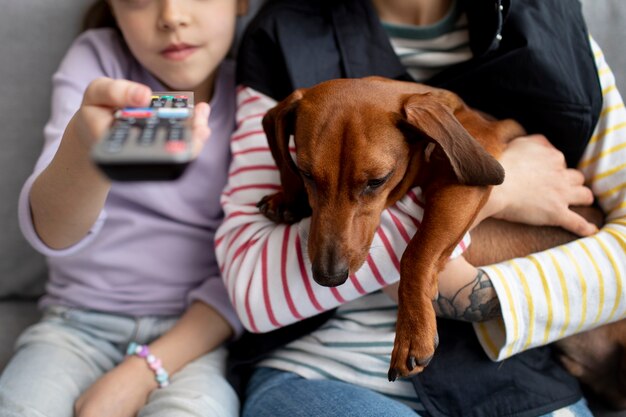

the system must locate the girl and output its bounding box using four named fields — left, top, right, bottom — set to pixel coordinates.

left=0, top=0, right=246, bottom=416
left=218, top=0, right=626, bottom=416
